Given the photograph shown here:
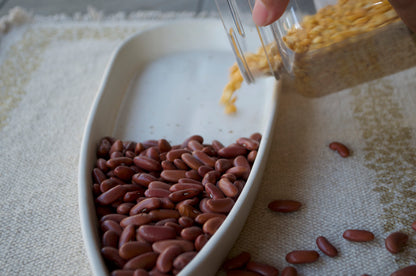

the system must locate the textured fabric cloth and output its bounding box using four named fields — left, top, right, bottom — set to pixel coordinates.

left=1, top=7, right=416, bottom=276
